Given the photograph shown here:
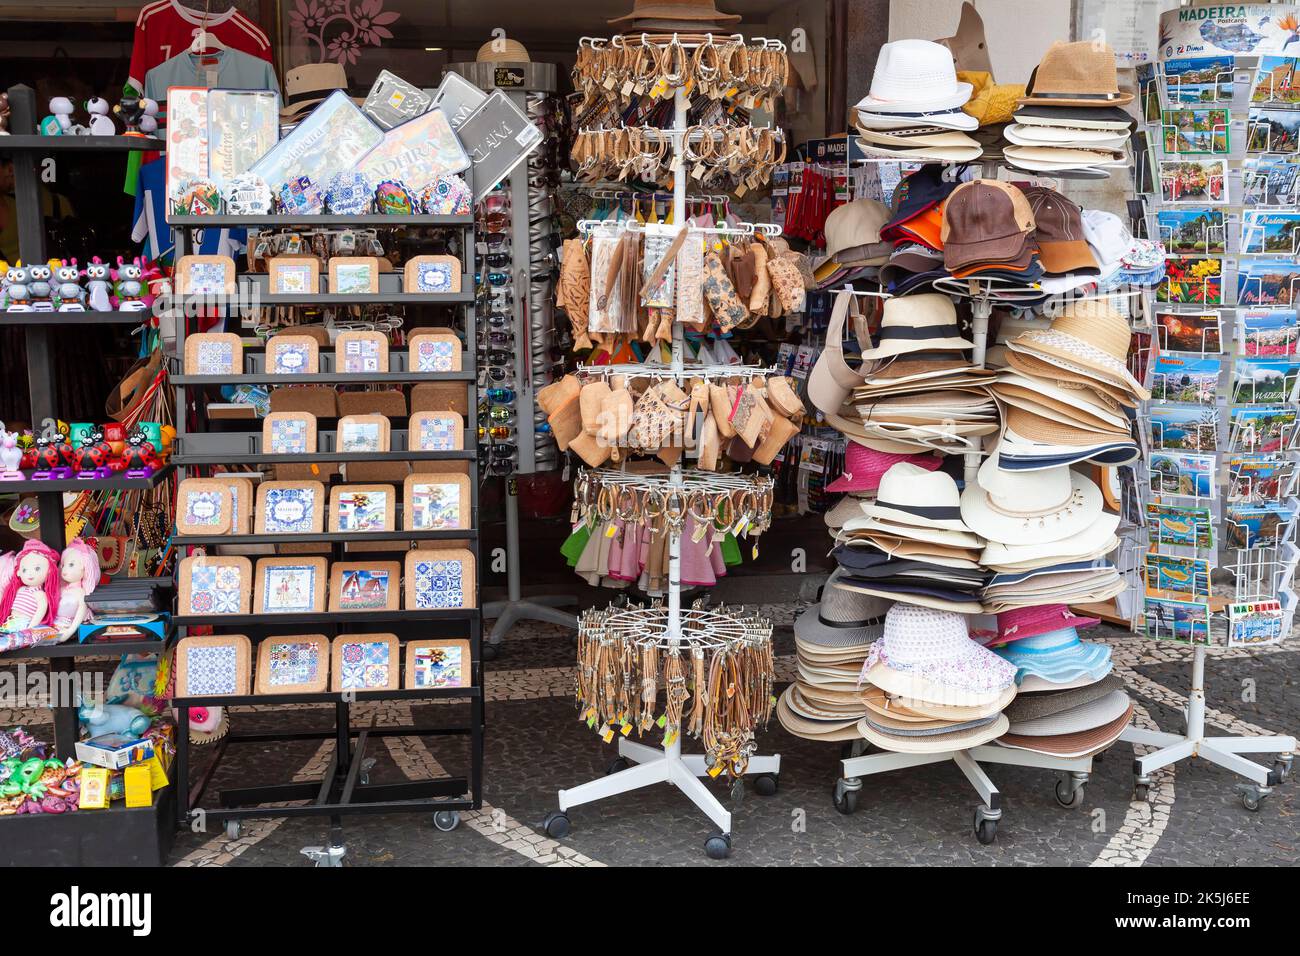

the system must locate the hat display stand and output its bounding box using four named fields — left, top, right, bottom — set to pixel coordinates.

left=1122, top=41, right=1299, bottom=810
left=544, top=40, right=787, bottom=857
